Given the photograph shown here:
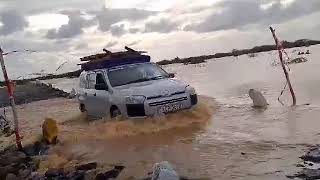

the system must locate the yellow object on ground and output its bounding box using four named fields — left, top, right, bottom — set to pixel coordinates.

left=42, top=118, right=58, bottom=144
